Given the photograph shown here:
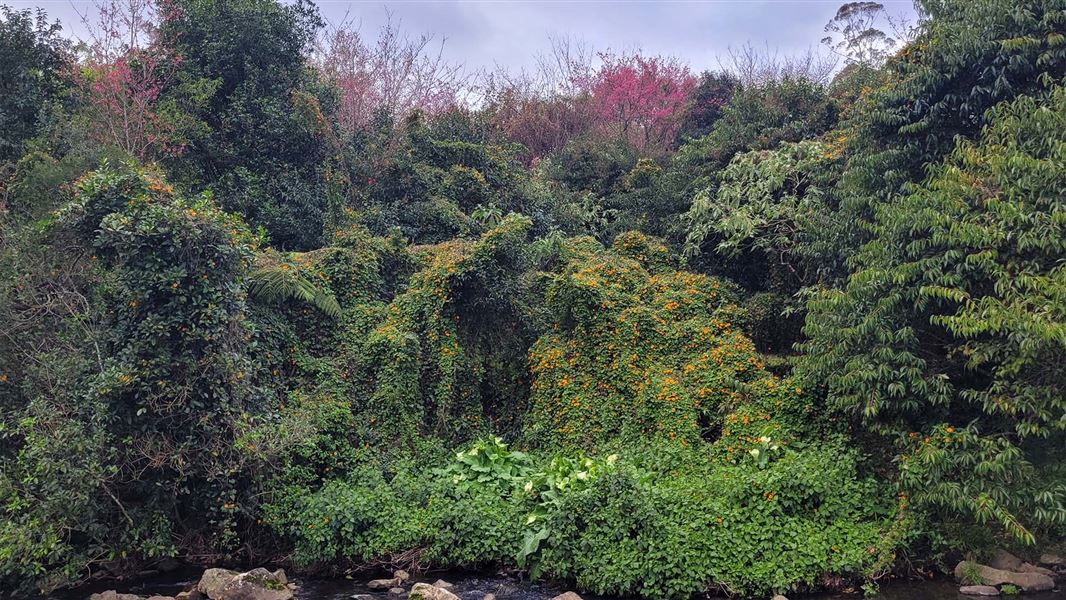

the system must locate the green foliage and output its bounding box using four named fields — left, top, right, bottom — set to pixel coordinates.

left=958, top=558, right=984, bottom=585
left=801, top=86, right=1066, bottom=542
left=281, top=473, right=426, bottom=565
left=341, top=110, right=560, bottom=244
left=0, top=6, right=69, bottom=163
left=681, top=77, right=837, bottom=179
left=6, top=0, right=1066, bottom=596
left=676, top=71, right=738, bottom=142
left=684, top=141, right=835, bottom=268
left=533, top=443, right=890, bottom=598
left=435, top=436, right=533, bottom=493
left=248, top=253, right=342, bottom=318
left=821, top=0, right=1066, bottom=279
left=526, top=231, right=767, bottom=448
left=0, top=162, right=259, bottom=592
left=160, top=0, right=332, bottom=250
